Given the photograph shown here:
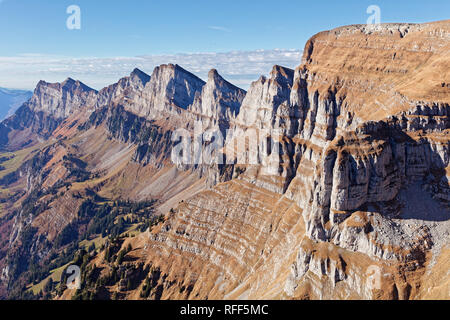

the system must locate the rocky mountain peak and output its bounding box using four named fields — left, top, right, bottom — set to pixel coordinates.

left=35, top=79, right=58, bottom=91
left=189, top=69, right=246, bottom=121
left=153, top=63, right=205, bottom=84
left=270, top=65, right=295, bottom=83
left=62, top=77, right=96, bottom=94
left=130, top=68, right=151, bottom=86
left=96, top=69, right=150, bottom=109
left=143, top=64, right=206, bottom=112
left=29, top=78, right=98, bottom=118
left=206, top=68, right=243, bottom=92
left=35, top=78, right=95, bottom=94
left=299, top=20, right=450, bottom=122
left=236, top=65, right=294, bottom=128
left=208, top=68, right=221, bottom=81
left=61, top=77, right=75, bottom=85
